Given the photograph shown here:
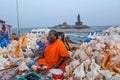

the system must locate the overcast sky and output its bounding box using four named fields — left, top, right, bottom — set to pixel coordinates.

left=0, top=0, right=120, bottom=28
